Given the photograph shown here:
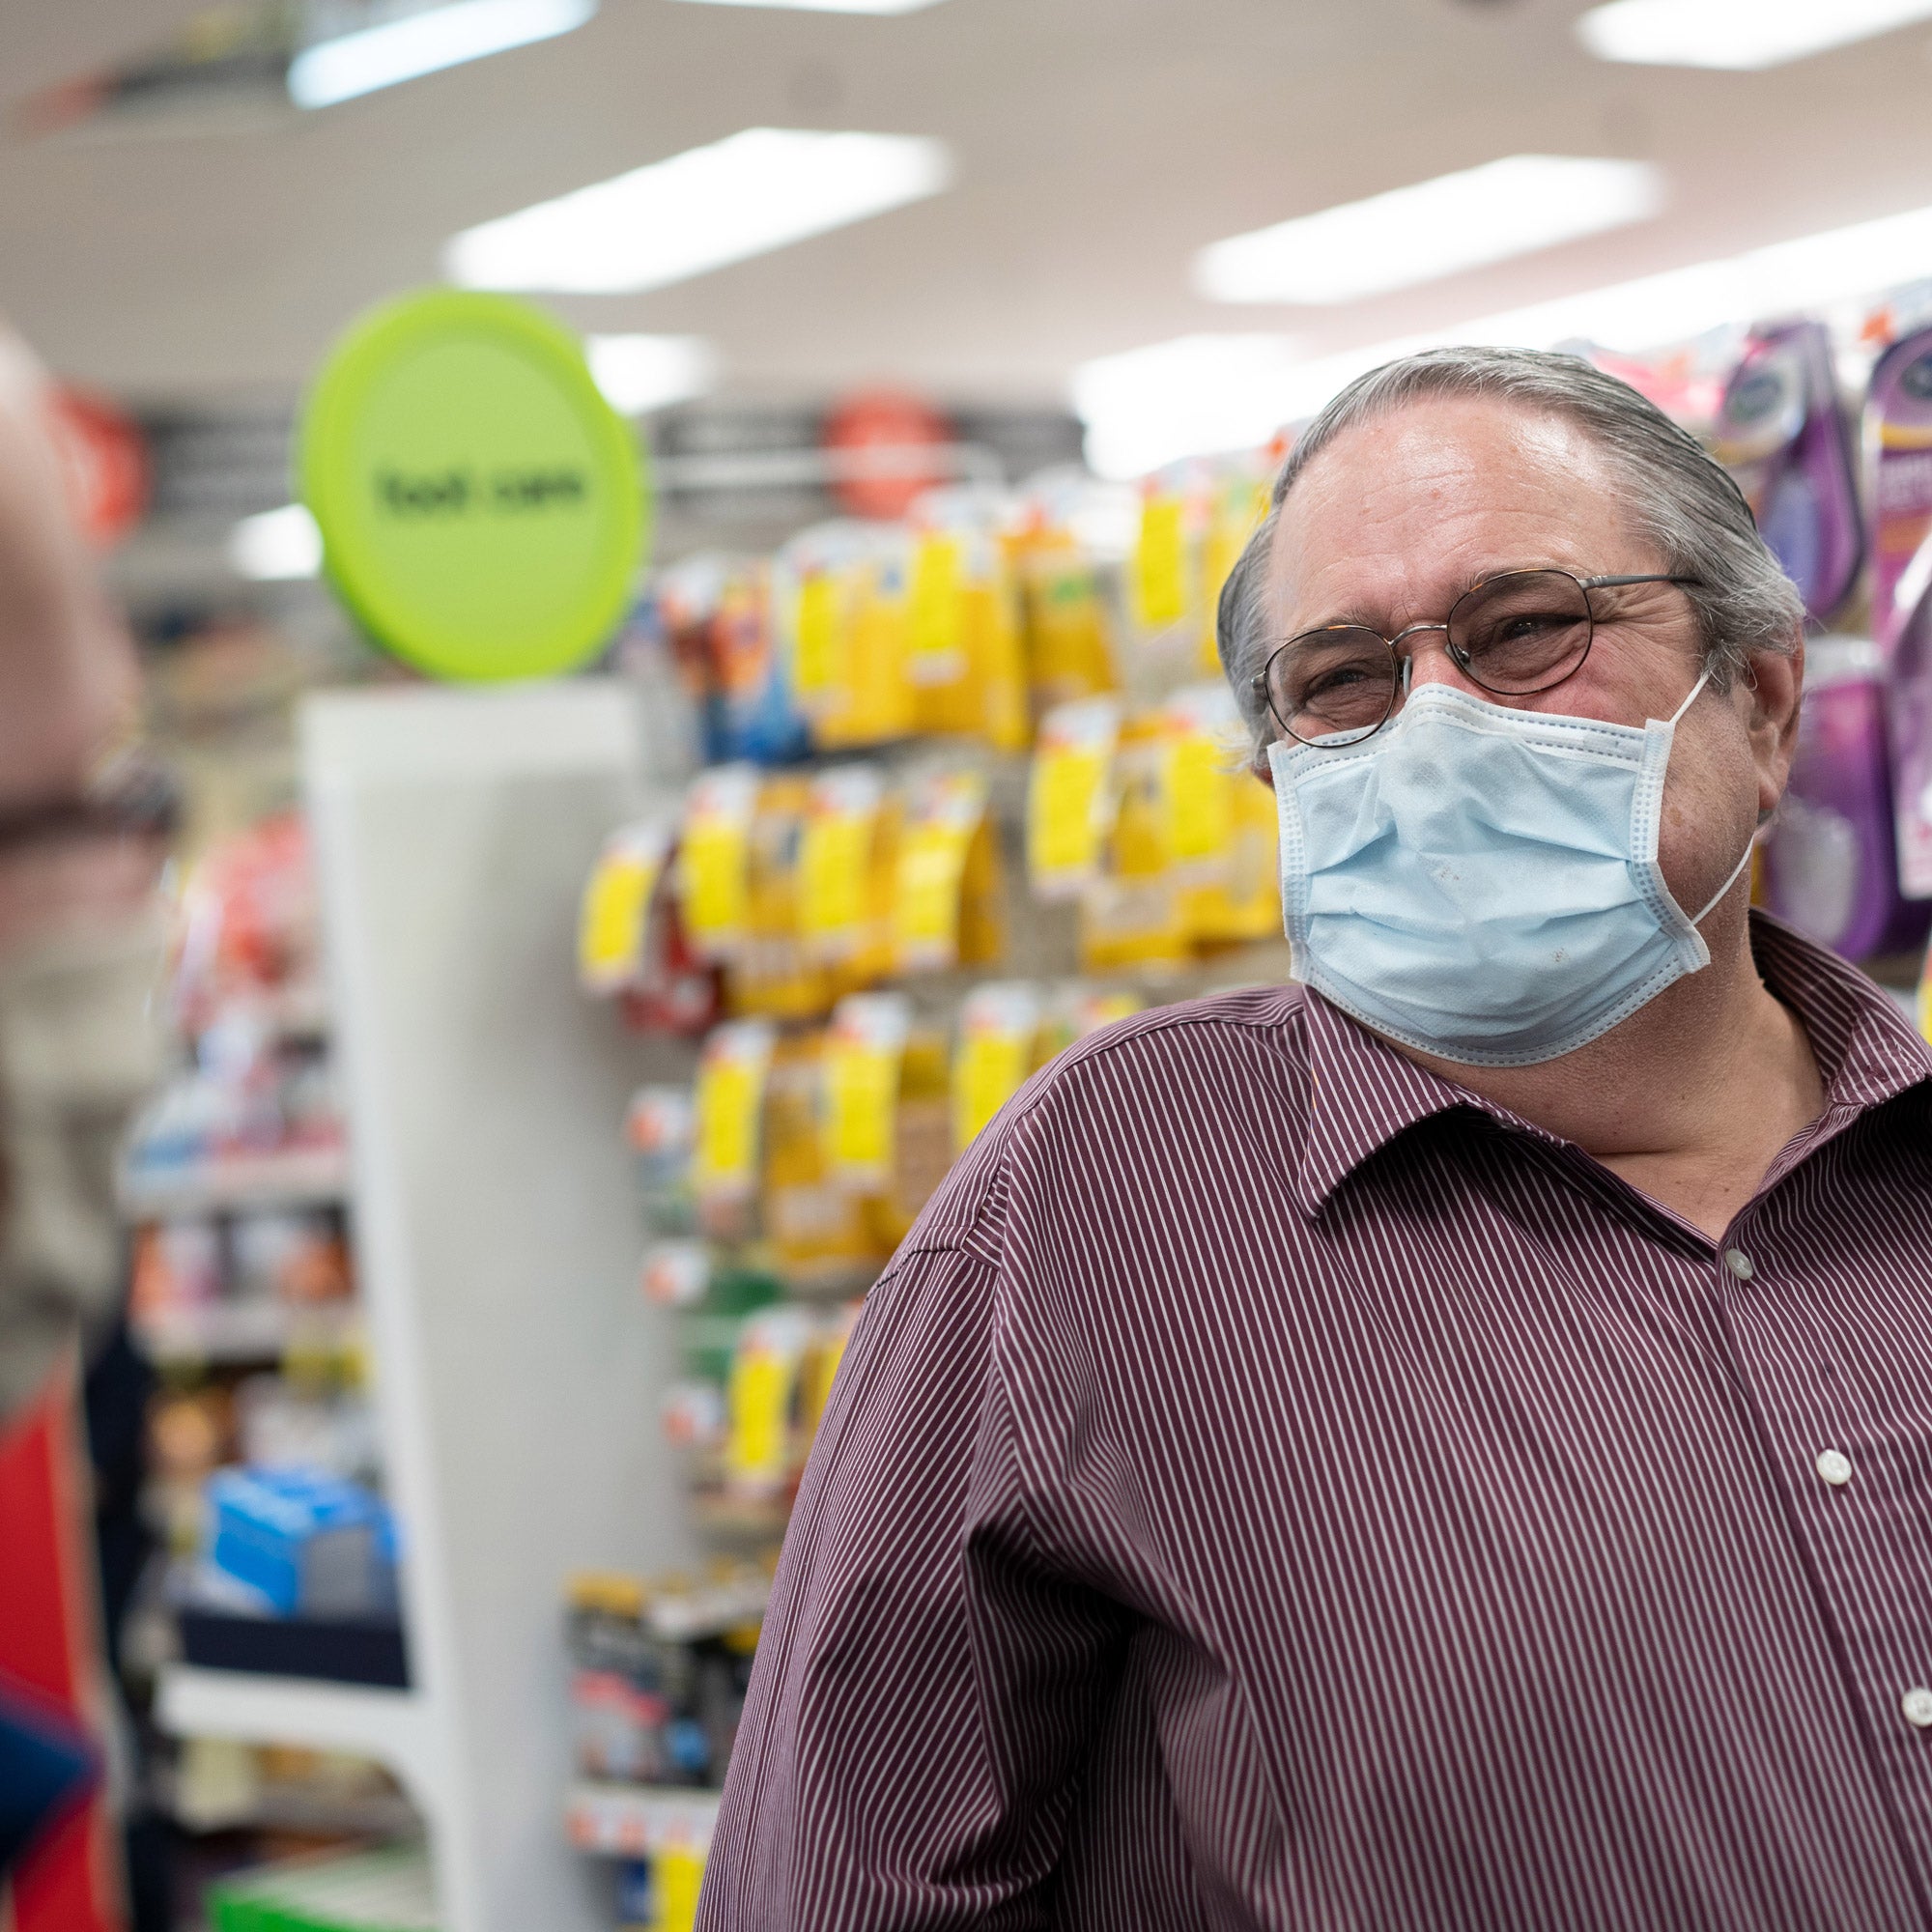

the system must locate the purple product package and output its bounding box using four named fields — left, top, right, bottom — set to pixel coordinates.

left=1764, top=636, right=1930, bottom=961
left=1889, top=557, right=1932, bottom=901
left=1710, top=323, right=1864, bottom=626
left=1865, top=325, right=1932, bottom=656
